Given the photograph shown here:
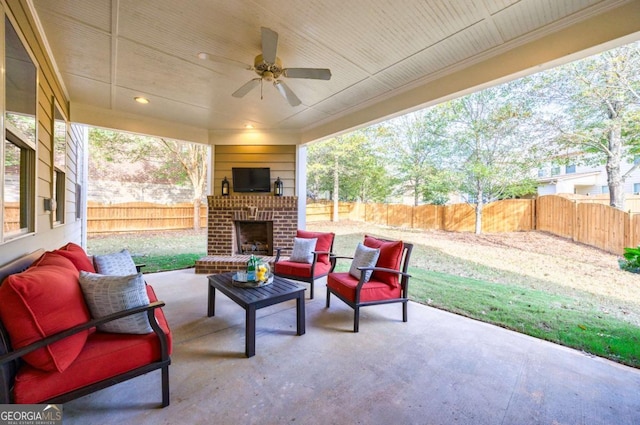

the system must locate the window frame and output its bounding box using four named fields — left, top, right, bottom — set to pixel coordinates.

left=4, top=124, right=36, bottom=239
left=2, top=14, right=38, bottom=243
